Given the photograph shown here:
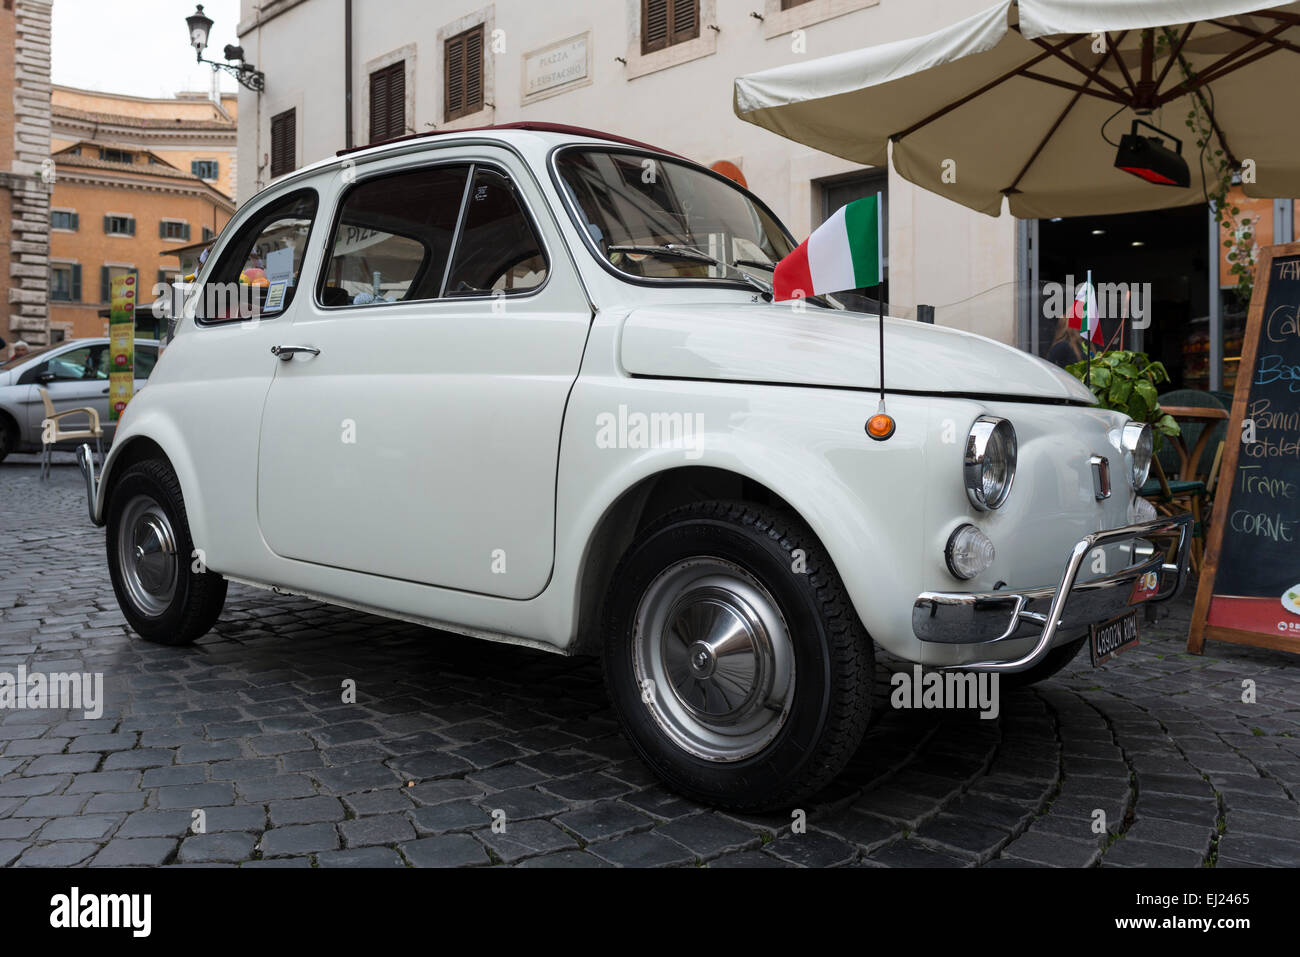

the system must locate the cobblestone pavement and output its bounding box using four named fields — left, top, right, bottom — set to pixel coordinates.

left=2, top=455, right=1300, bottom=868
